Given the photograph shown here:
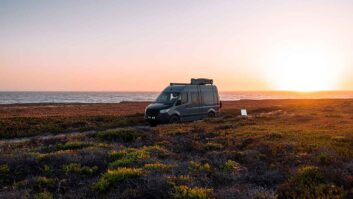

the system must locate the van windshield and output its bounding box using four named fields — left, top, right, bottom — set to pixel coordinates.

left=155, top=92, right=179, bottom=104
